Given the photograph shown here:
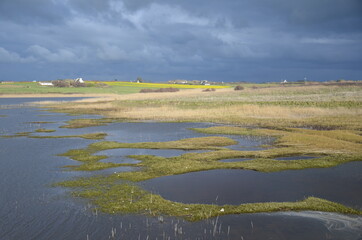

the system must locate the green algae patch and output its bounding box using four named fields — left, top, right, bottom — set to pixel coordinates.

left=63, top=181, right=361, bottom=221
left=60, top=118, right=118, bottom=129
left=35, top=128, right=56, bottom=133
